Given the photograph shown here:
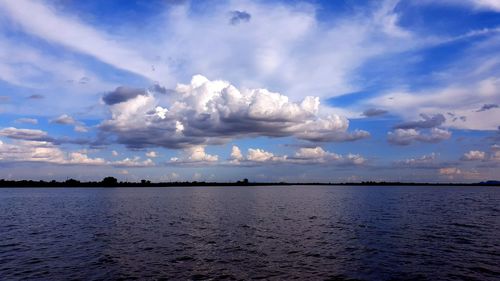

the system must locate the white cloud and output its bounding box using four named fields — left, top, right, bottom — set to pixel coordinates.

left=112, top=157, right=154, bottom=167
left=491, top=151, right=500, bottom=161
left=235, top=146, right=366, bottom=166
left=418, top=0, right=500, bottom=12
left=15, top=118, right=38, bottom=124
left=395, top=153, right=438, bottom=168
left=169, top=145, right=218, bottom=164
left=230, top=145, right=244, bottom=162
left=294, top=147, right=341, bottom=163
left=387, top=128, right=451, bottom=145
left=67, top=152, right=105, bottom=165
left=146, top=151, right=158, bottom=158
left=186, top=146, right=218, bottom=162
left=100, top=75, right=368, bottom=149
left=439, top=167, right=462, bottom=176
left=0, top=127, right=48, bottom=141
left=461, top=150, right=487, bottom=161
left=367, top=53, right=500, bottom=131
left=111, top=150, right=119, bottom=157
left=51, top=114, right=76, bottom=125
left=51, top=114, right=89, bottom=133
left=0, top=0, right=161, bottom=81
left=0, top=140, right=104, bottom=165
left=74, top=125, right=88, bottom=133
left=247, top=148, right=285, bottom=162
left=148, top=0, right=416, bottom=99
